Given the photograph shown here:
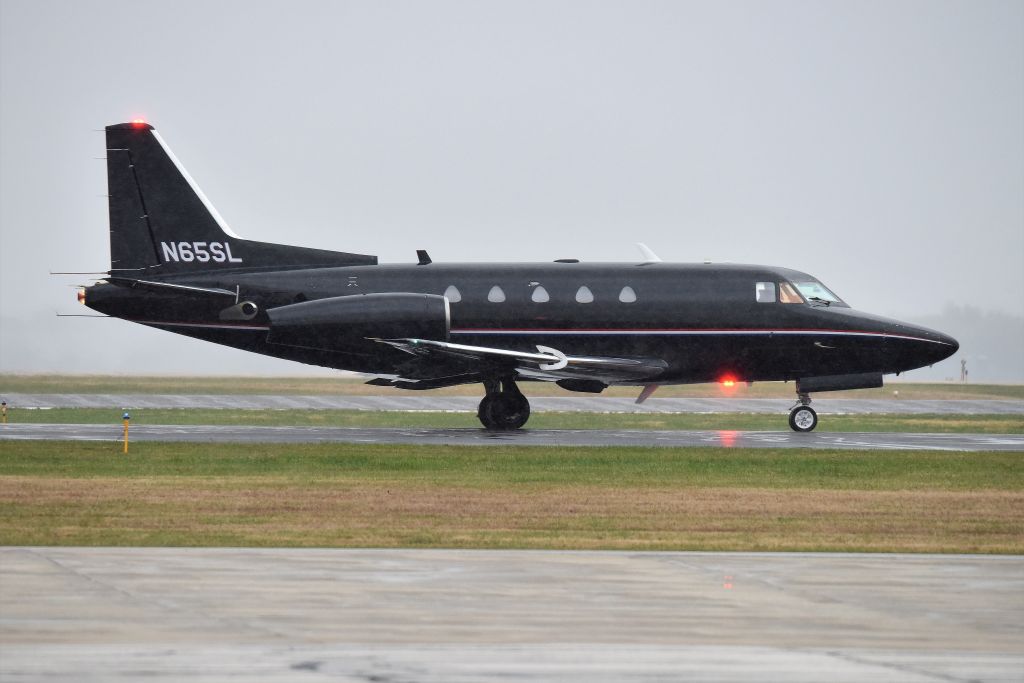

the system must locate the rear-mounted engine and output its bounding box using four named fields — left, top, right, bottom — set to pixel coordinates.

left=266, top=293, right=450, bottom=351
